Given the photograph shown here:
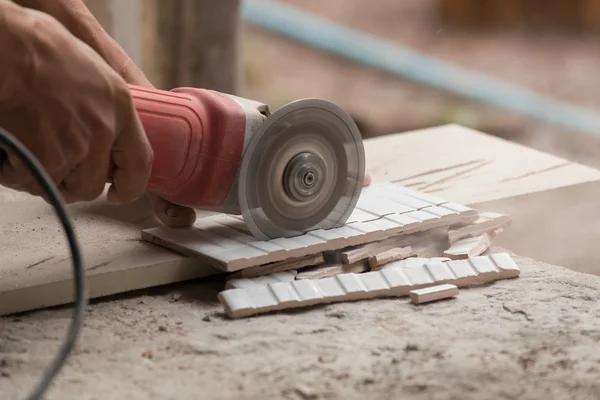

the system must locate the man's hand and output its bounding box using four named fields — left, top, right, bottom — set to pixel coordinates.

left=0, top=1, right=152, bottom=205
left=11, top=0, right=197, bottom=227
